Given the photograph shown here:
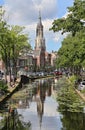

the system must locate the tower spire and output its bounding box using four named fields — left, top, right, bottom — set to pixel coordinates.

left=39, top=10, right=41, bottom=23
